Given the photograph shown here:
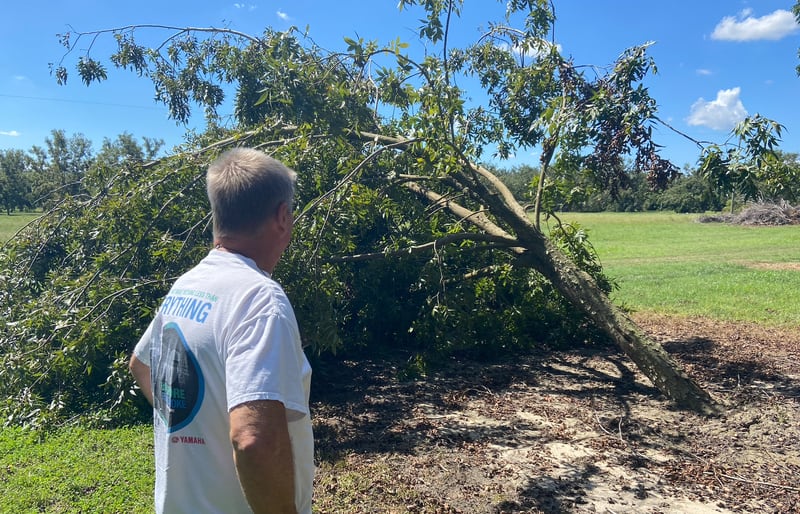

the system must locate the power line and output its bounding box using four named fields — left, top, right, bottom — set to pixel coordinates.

left=0, top=93, right=165, bottom=111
